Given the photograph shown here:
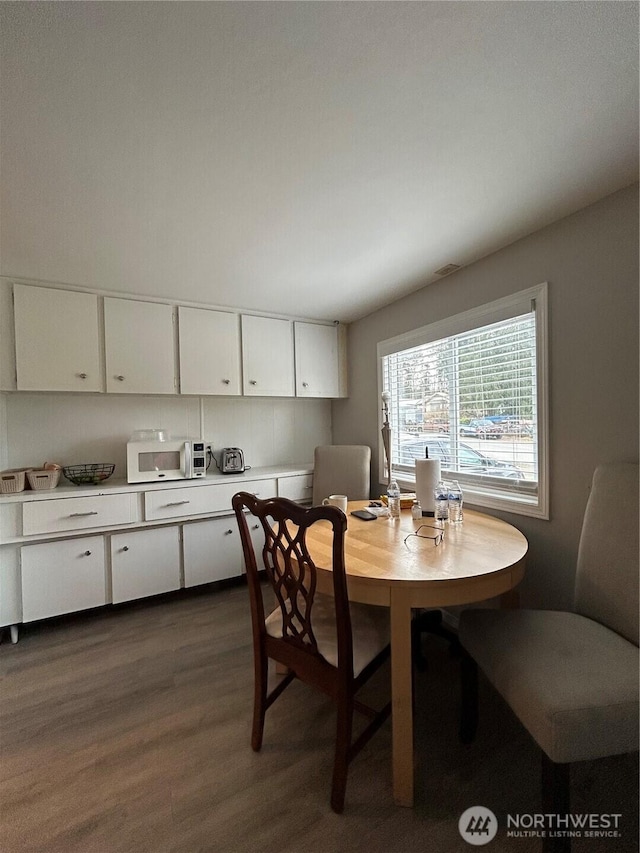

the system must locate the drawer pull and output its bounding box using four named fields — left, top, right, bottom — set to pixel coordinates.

left=249, top=380, right=257, bottom=386
left=222, top=378, right=230, bottom=385
left=78, top=372, right=88, bottom=379
left=302, top=382, right=309, bottom=388
left=115, top=375, right=125, bottom=381
left=166, top=500, right=191, bottom=507
left=224, top=529, right=233, bottom=535
left=83, top=550, right=92, bottom=557
left=121, top=546, right=129, bottom=552
left=69, top=511, right=99, bottom=517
